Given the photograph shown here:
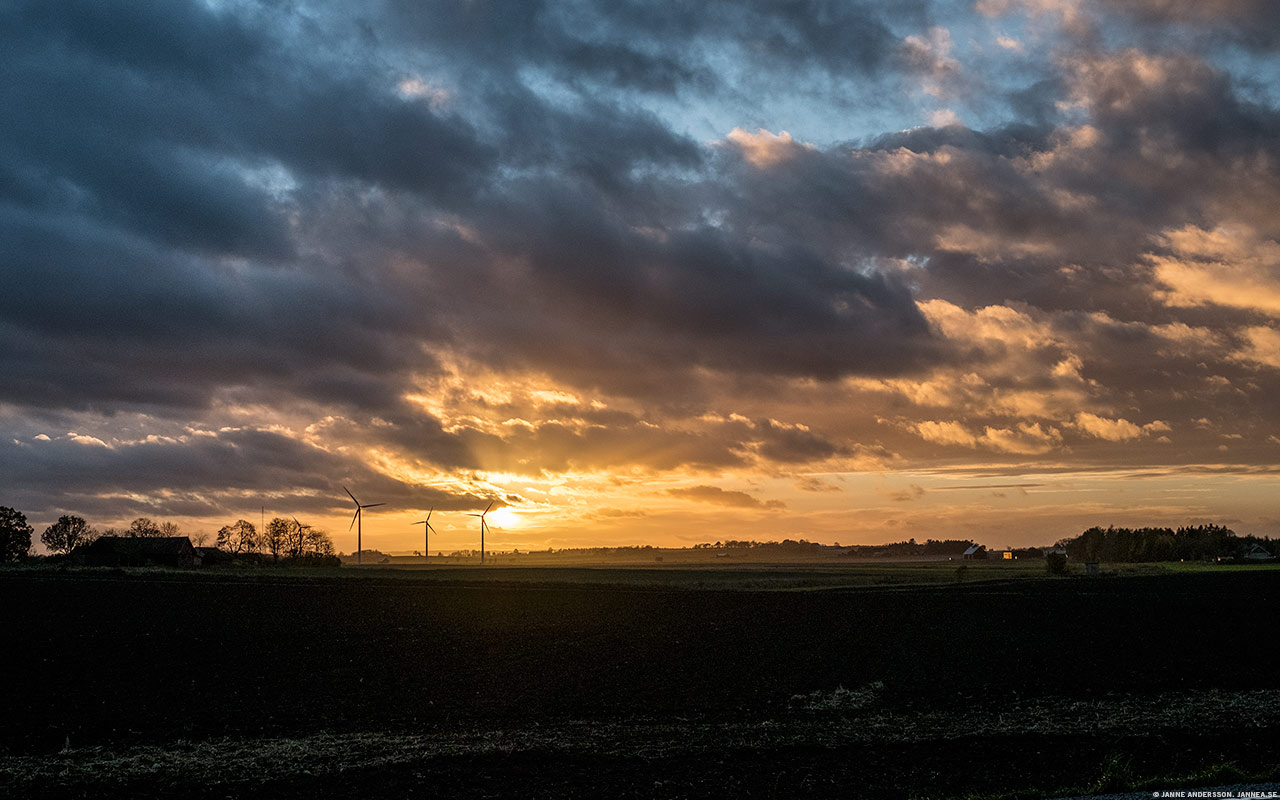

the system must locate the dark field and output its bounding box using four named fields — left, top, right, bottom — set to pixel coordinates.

left=1, top=566, right=1277, bottom=798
